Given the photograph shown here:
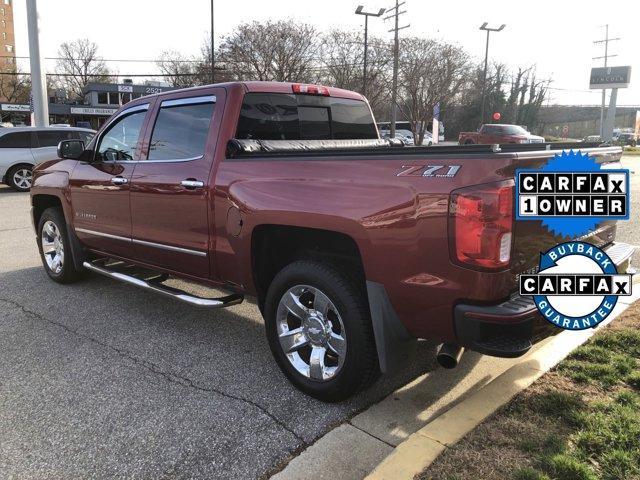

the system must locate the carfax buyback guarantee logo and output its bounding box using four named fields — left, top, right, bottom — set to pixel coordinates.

left=516, top=150, right=633, bottom=330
